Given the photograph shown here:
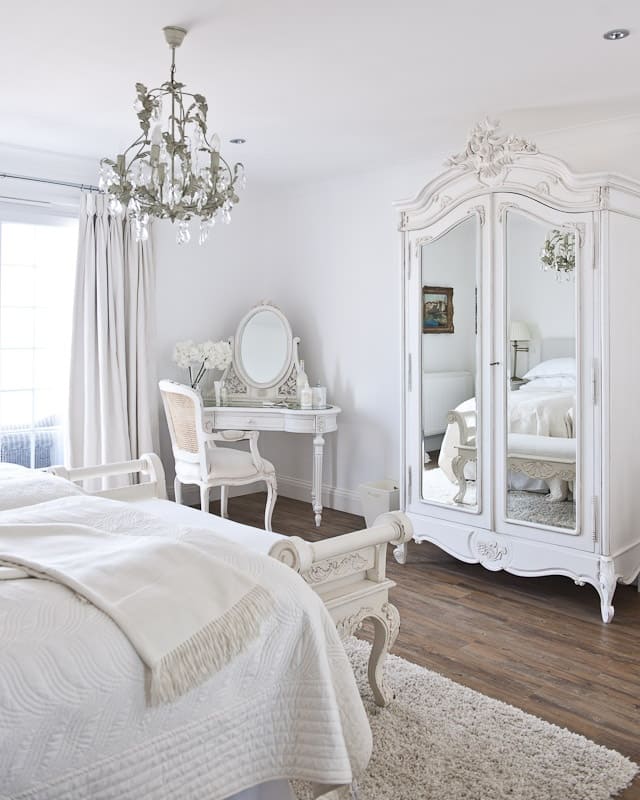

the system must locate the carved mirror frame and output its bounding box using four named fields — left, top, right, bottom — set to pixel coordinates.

left=222, top=302, right=301, bottom=401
